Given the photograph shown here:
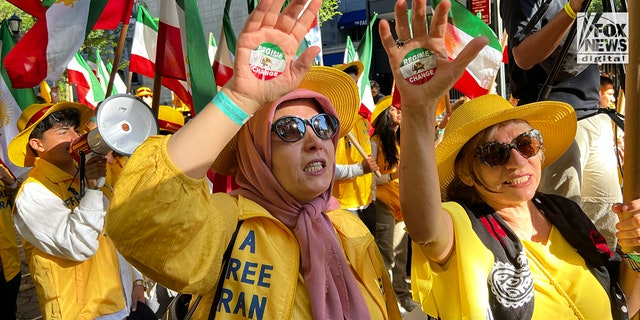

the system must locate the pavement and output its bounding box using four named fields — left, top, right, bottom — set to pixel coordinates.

left=15, top=234, right=42, bottom=320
